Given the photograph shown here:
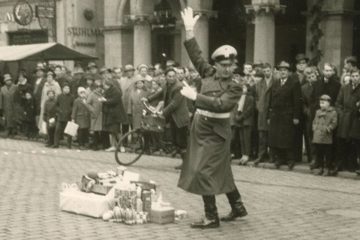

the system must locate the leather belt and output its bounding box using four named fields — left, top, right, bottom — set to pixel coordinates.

left=196, top=109, right=230, bottom=119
